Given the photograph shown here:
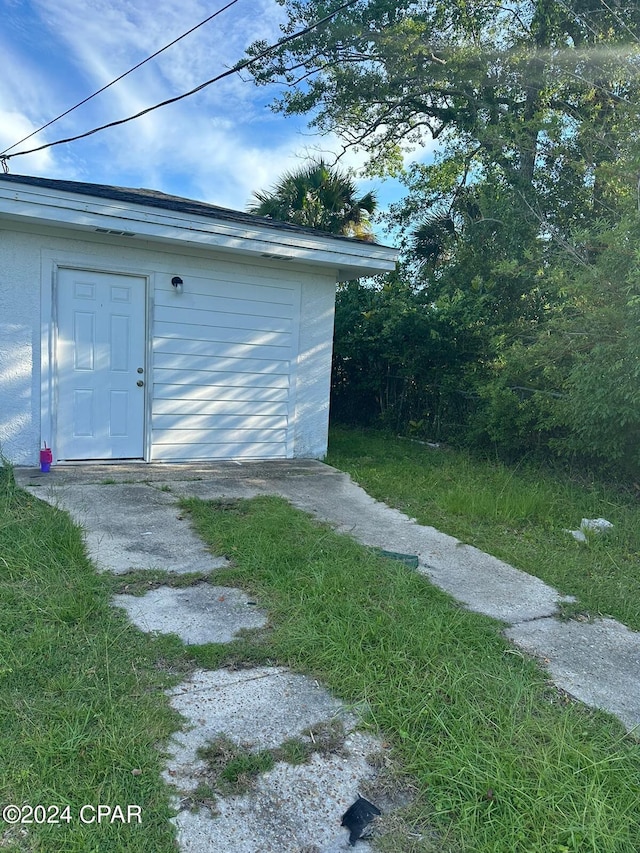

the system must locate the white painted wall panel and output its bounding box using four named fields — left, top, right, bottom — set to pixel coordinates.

left=153, top=399, right=289, bottom=417
left=164, top=274, right=295, bottom=304
left=154, top=413, right=286, bottom=431
left=156, top=294, right=294, bottom=320
left=153, top=441, right=286, bottom=461
left=155, top=322, right=292, bottom=347
left=150, top=267, right=298, bottom=460
left=153, top=427, right=287, bottom=445
left=154, top=339, right=293, bottom=362
left=154, top=309, right=294, bottom=334
left=153, top=368, right=289, bottom=388
left=153, top=352, right=289, bottom=375
left=293, top=273, right=337, bottom=458
left=153, top=384, right=289, bottom=403
left=0, top=228, right=42, bottom=464
left=1, top=223, right=337, bottom=464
